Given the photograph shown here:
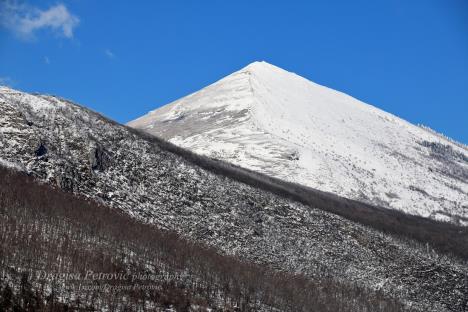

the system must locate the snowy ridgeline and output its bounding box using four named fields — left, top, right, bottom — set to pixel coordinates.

left=129, top=61, right=468, bottom=225
left=0, top=87, right=468, bottom=311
